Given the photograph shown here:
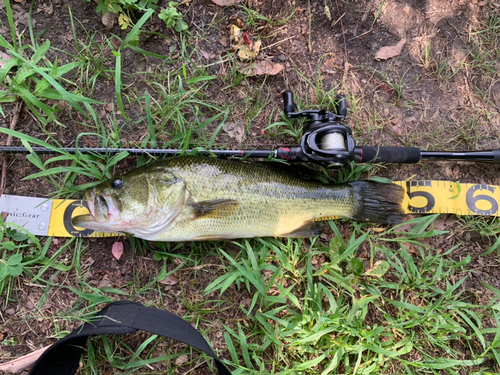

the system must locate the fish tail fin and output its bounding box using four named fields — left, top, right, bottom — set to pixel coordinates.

left=349, top=181, right=405, bottom=224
